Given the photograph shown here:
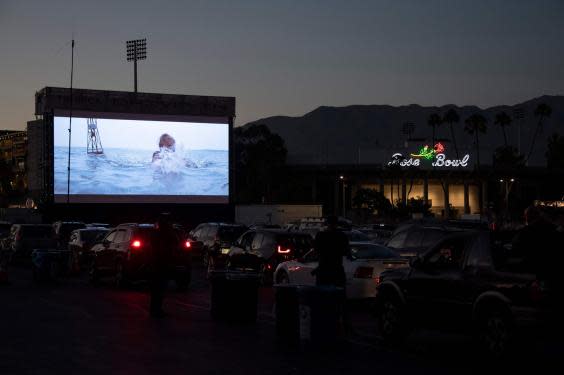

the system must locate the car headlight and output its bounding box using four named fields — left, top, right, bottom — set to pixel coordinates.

left=221, top=248, right=230, bottom=255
